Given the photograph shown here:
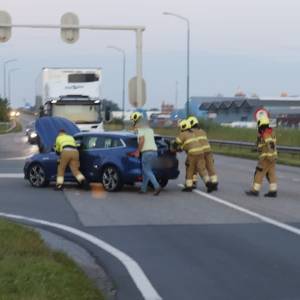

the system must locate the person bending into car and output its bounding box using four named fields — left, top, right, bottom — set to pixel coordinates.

left=54, top=129, right=89, bottom=191
left=130, top=112, right=162, bottom=196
